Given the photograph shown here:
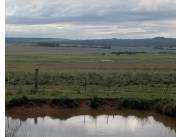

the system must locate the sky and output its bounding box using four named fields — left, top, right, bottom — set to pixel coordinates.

left=6, top=0, right=176, bottom=39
